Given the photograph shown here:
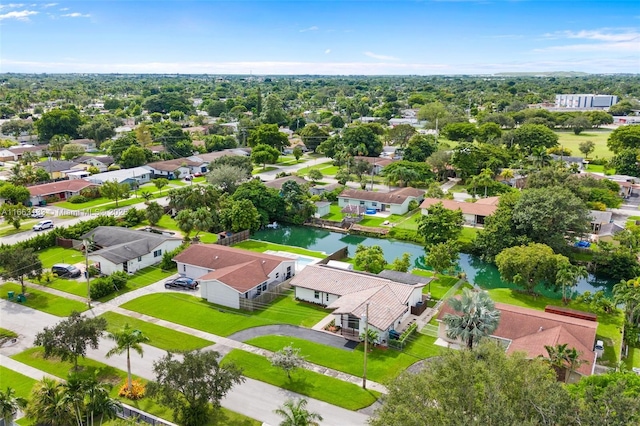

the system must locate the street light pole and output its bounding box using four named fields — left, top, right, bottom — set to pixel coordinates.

left=362, top=302, right=370, bottom=389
